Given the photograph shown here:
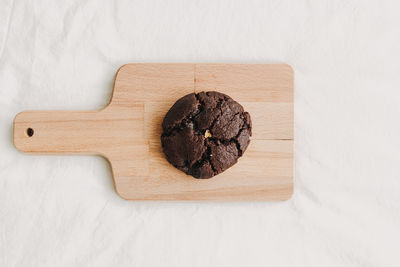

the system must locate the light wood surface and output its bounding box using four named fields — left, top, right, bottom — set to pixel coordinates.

left=13, top=63, right=294, bottom=201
